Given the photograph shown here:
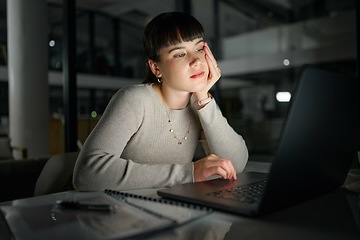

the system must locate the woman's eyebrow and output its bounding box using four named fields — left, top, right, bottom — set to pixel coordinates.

left=168, top=39, right=205, bottom=53
left=195, top=39, right=204, bottom=45
left=168, top=46, right=185, bottom=54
